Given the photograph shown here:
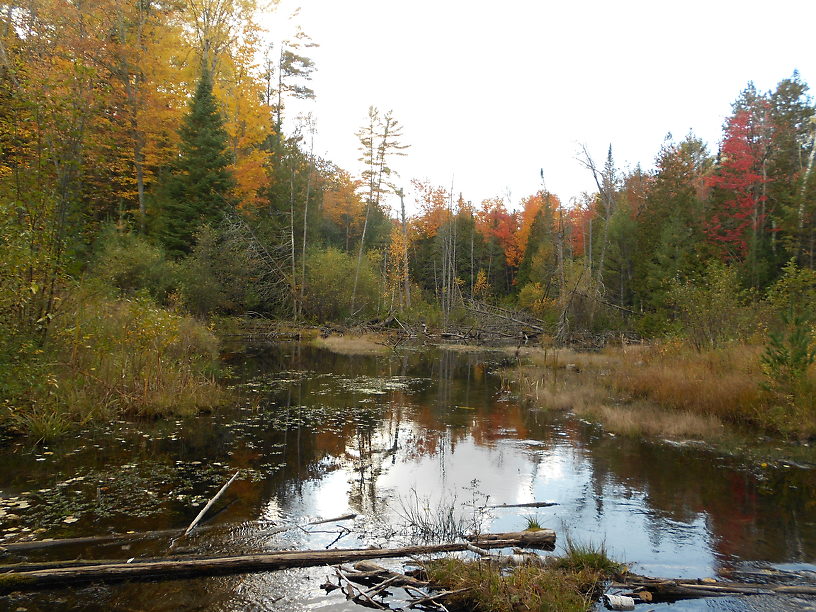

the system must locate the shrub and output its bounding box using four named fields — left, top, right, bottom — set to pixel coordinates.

left=667, top=262, right=758, bottom=350
left=91, top=228, right=179, bottom=304
left=760, top=313, right=816, bottom=432
left=6, top=284, right=225, bottom=438
left=302, top=247, right=379, bottom=322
